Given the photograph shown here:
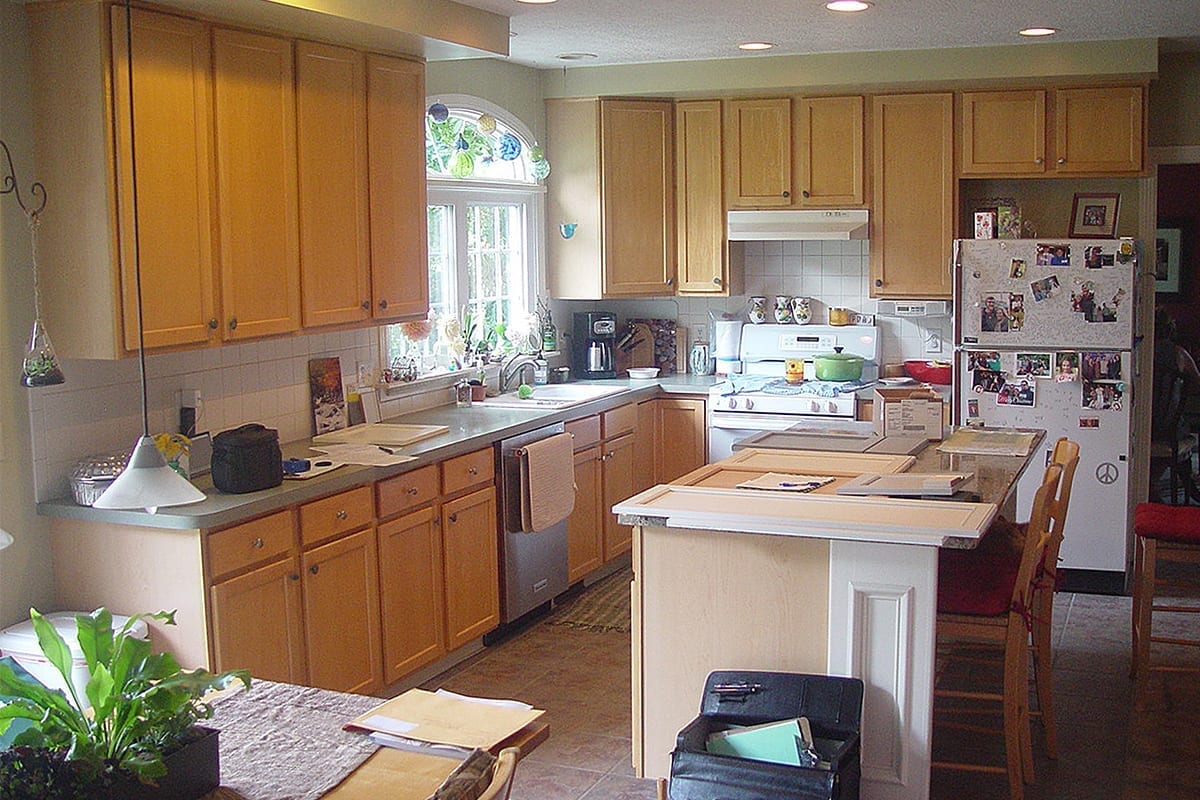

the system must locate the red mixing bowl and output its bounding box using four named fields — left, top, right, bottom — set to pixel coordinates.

left=904, top=359, right=953, bottom=385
